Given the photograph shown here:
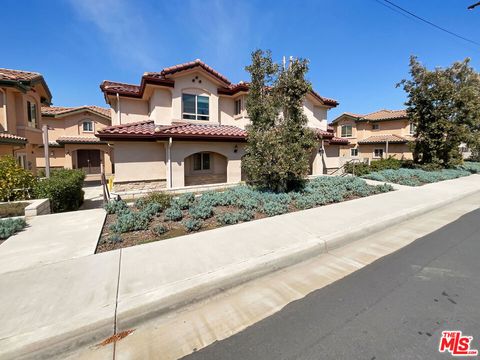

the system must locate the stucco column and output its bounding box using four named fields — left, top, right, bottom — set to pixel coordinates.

left=227, top=159, right=242, bottom=183
left=103, top=150, right=113, bottom=174
left=311, top=149, right=324, bottom=176
left=171, top=160, right=185, bottom=188
left=65, top=147, right=73, bottom=169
